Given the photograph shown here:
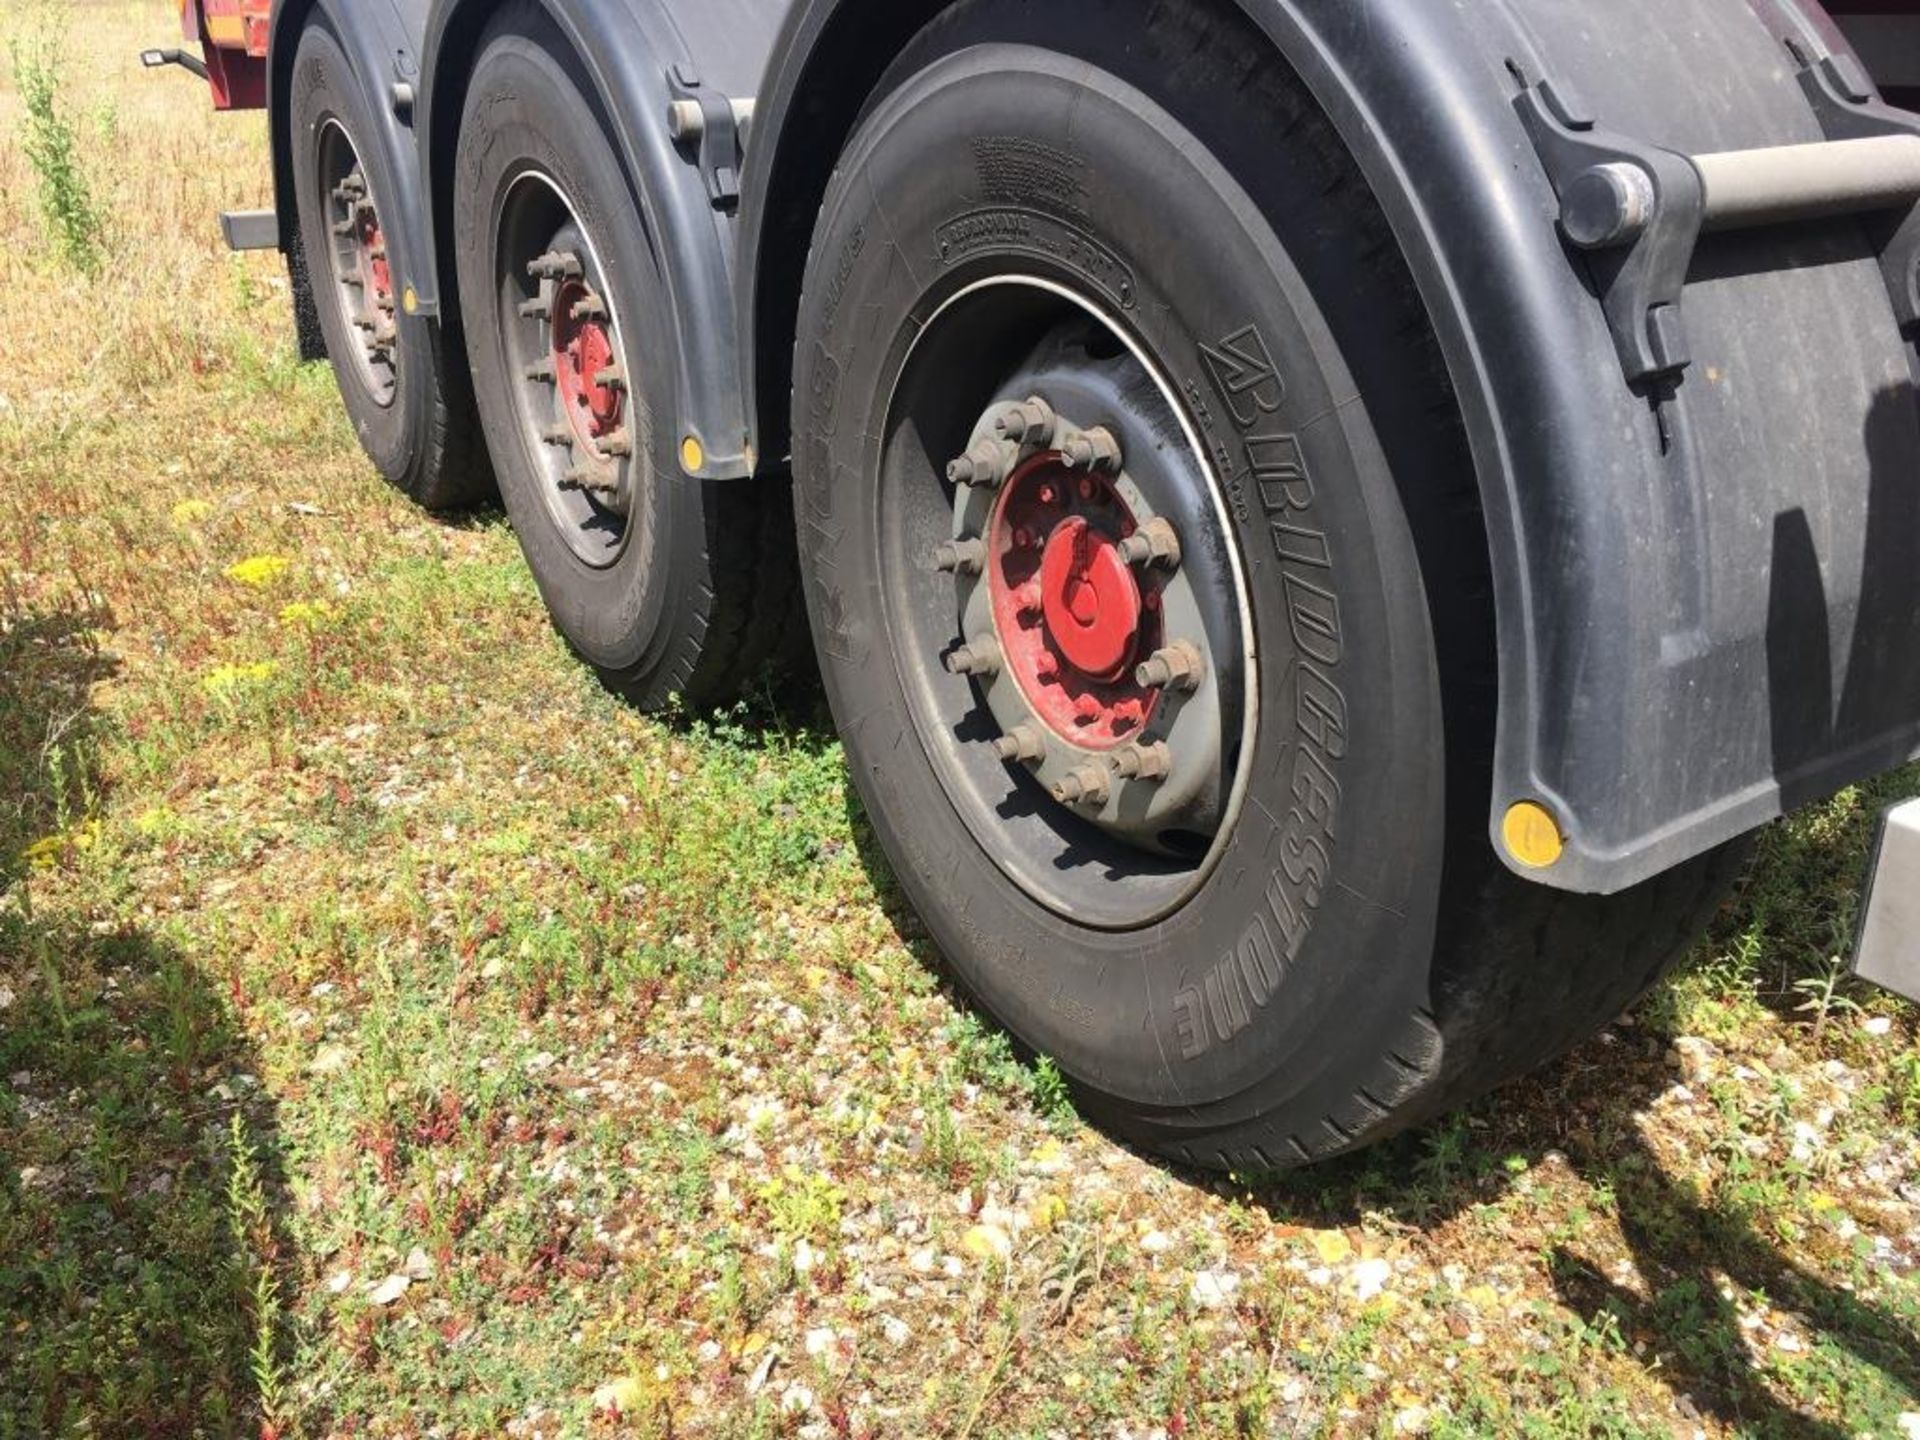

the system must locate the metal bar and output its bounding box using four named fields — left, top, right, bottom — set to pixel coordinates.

left=1695, top=133, right=1920, bottom=231
left=219, top=209, right=279, bottom=252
